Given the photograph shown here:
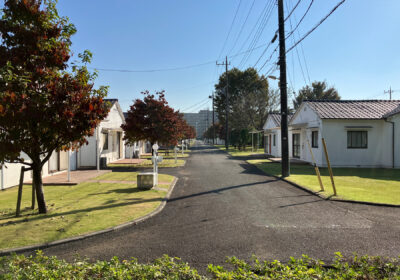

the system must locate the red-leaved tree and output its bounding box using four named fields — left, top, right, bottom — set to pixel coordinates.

left=0, top=0, right=110, bottom=213
left=122, top=91, right=184, bottom=148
